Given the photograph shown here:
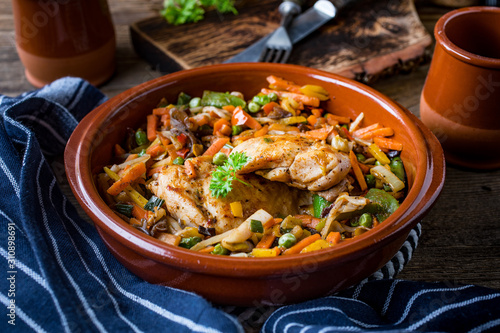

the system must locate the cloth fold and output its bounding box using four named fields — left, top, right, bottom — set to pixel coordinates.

left=1, top=78, right=498, bottom=333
